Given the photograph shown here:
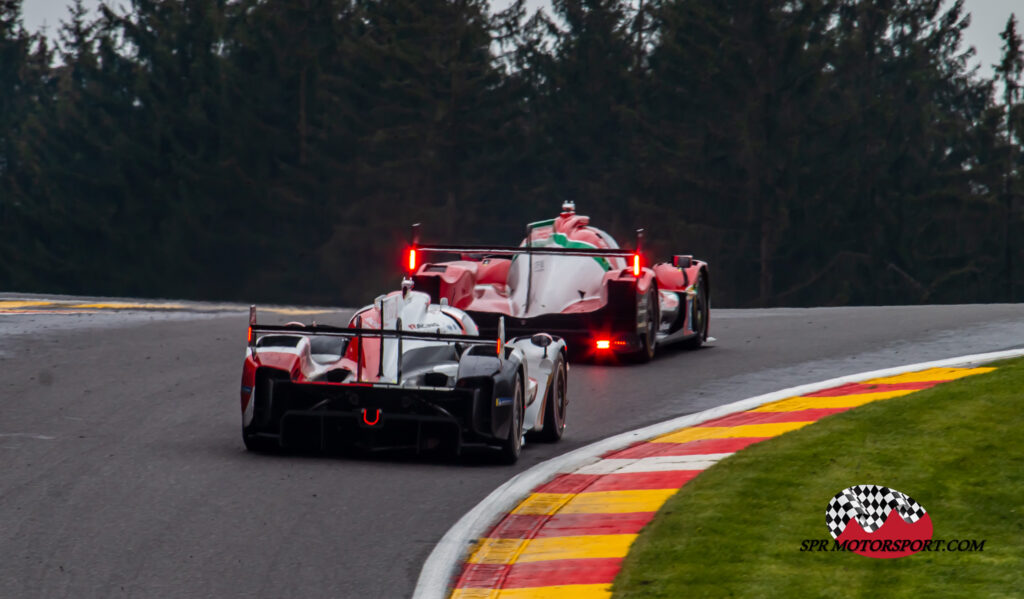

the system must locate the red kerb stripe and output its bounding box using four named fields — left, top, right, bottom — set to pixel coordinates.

left=534, top=474, right=600, bottom=494
left=487, top=512, right=656, bottom=539
left=803, top=381, right=939, bottom=397
left=453, top=558, right=625, bottom=589
left=454, top=563, right=507, bottom=589
left=605, top=437, right=769, bottom=459
left=696, top=408, right=849, bottom=427
left=584, top=470, right=699, bottom=491
left=535, top=512, right=656, bottom=537
left=502, top=557, right=623, bottom=588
